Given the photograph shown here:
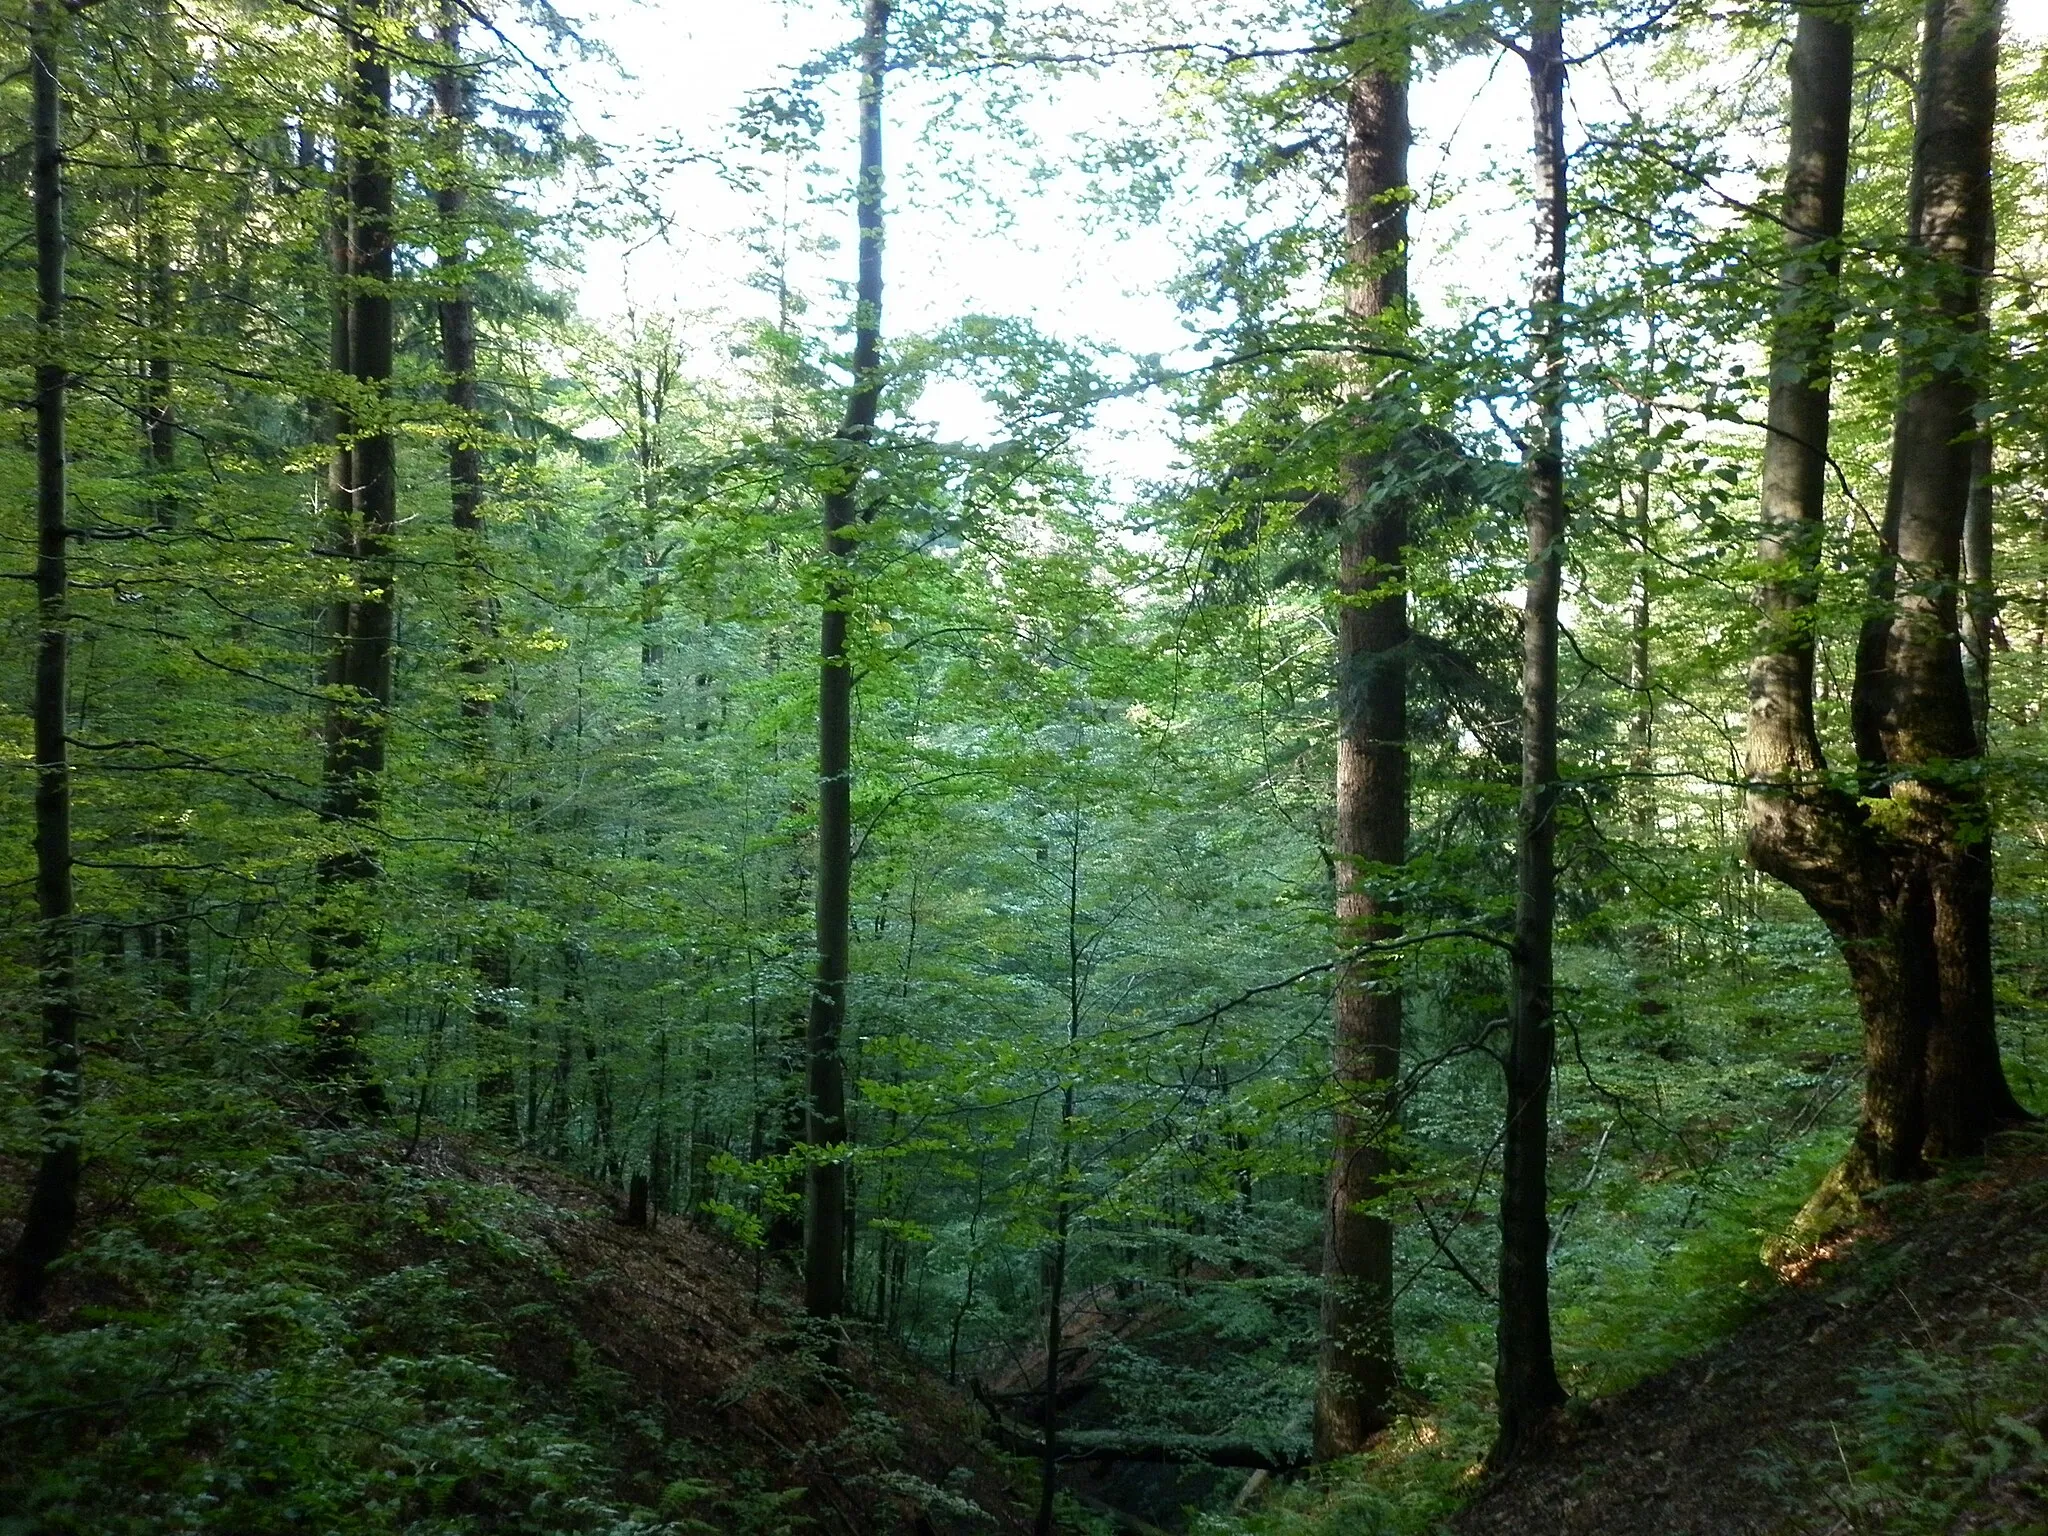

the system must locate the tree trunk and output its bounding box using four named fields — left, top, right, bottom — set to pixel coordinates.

left=306, top=5, right=396, bottom=1110
left=1747, top=0, right=2024, bottom=1199
left=1037, top=813, right=1087, bottom=1533
left=435, top=9, right=516, bottom=1139
left=805, top=0, right=889, bottom=1323
left=142, top=60, right=176, bottom=532
left=11, top=0, right=80, bottom=1321
left=1628, top=325, right=1655, bottom=842
left=137, top=44, right=189, bottom=996
left=1493, top=10, right=1570, bottom=1465
left=1960, top=213, right=1996, bottom=743
left=1315, top=0, right=1410, bottom=1463
left=1864, top=0, right=2021, bottom=1159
